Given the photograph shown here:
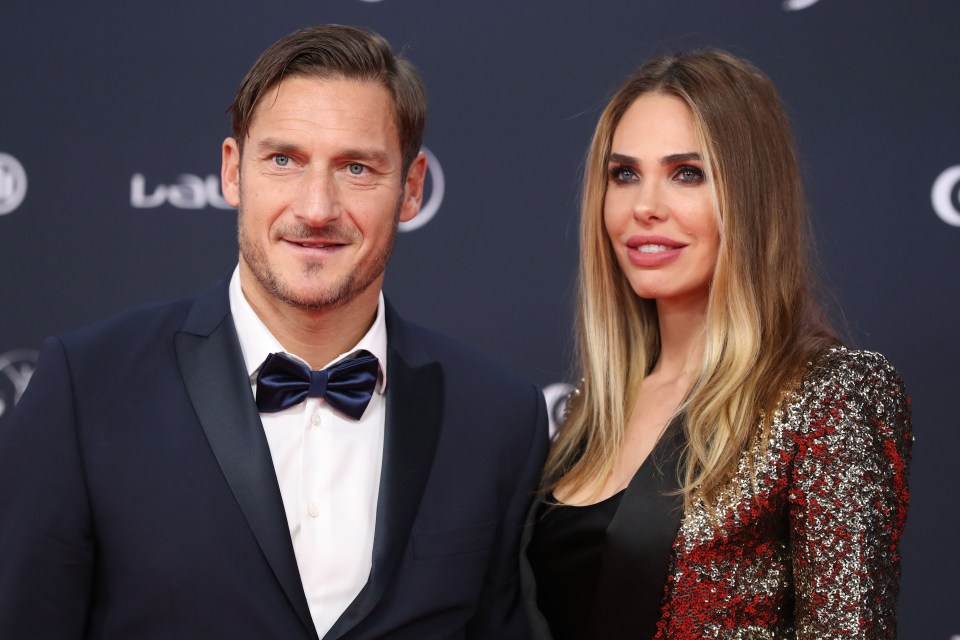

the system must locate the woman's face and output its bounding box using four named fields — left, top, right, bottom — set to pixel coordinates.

left=603, top=92, right=720, bottom=310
